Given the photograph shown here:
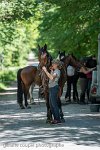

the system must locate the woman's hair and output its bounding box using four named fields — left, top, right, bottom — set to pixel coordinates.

left=52, top=59, right=62, bottom=69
